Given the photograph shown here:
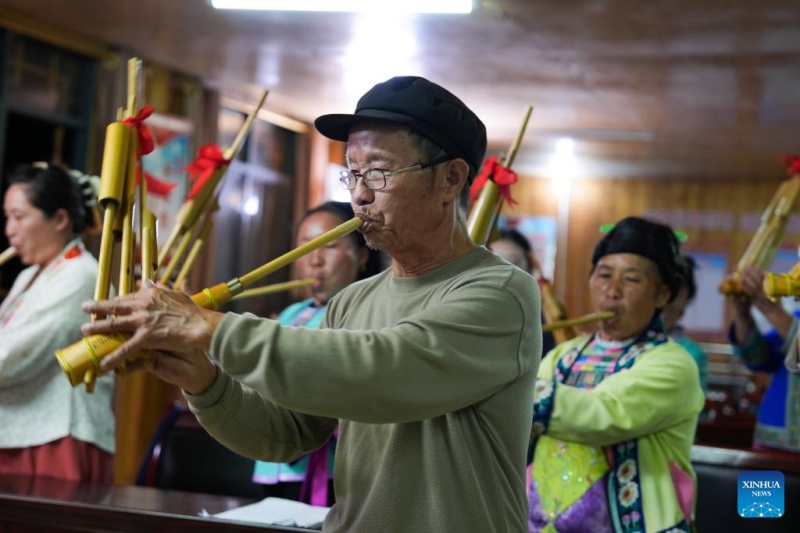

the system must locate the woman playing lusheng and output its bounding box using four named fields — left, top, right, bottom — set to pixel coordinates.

left=0, top=163, right=114, bottom=483
left=253, top=201, right=383, bottom=506
left=529, top=216, right=704, bottom=533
